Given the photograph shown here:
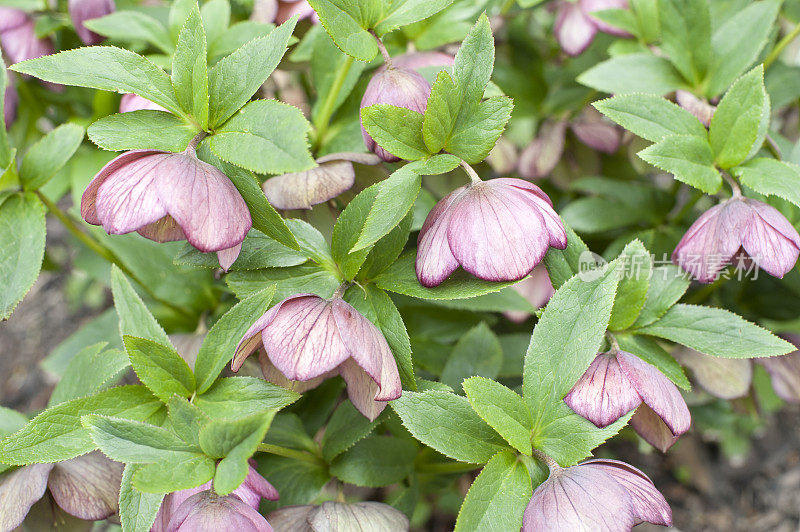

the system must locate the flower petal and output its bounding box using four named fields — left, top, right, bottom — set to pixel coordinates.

left=137, top=215, right=187, bottom=243
left=338, top=359, right=389, bottom=421
left=167, top=491, right=273, bottom=532
left=119, top=93, right=166, bottom=113
left=263, top=160, right=355, bottom=210
left=48, top=451, right=123, bottom=520
left=673, top=347, right=752, bottom=400
left=579, top=0, right=632, bottom=36
left=68, top=0, right=115, bottom=45
left=756, top=347, right=800, bottom=403
left=585, top=459, right=672, bottom=526
left=629, top=404, right=680, bottom=452
left=554, top=2, right=597, bottom=56
left=504, top=266, right=554, bottom=323
left=741, top=198, right=800, bottom=279
left=217, top=243, right=243, bottom=272
left=266, top=505, right=315, bottom=531
left=0, top=463, right=53, bottom=532
left=415, top=187, right=465, bottom=287
left=308, top=501, right=410, bottom=531
left=564, top=353, right=642, bottom=428
left=0, top=19, right=53, bottom=65
left=258, top=350, right=332, bottom=393
left=518, top=121, right=567, bottom=180
left=233, top=465, right=279, bottom=508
